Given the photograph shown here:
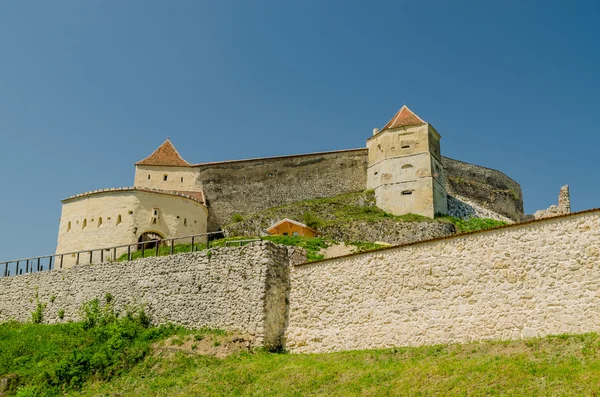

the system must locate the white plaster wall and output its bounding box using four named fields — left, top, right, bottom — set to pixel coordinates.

left=286, top=211, right=600, bottom=353
left=56, top=190, right=207, bottom=267
left=134, top=165, right=202, bottom=192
